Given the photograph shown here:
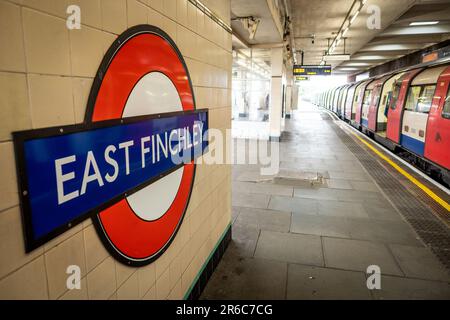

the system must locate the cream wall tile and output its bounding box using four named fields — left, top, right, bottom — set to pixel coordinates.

left=87, top=257, right=116, bottom=299
left=22, top=0, right=70, bottom=19
left=0, top=206, right=43, bottom=279
left=28, top=74, right=75, bottom=128
left=186, top=1, right=197, bottom=32
left=100, top=32, right=118, bottom=56
left=162, top=0, right=177, bottom=20
left=167, top=279, right=182, bottom=300
left=169, top=253, right=182, bottom=290
left=83, top=225, right=109, bottom=272
left=22, top=8, right=71, bottom=75
left=137, top=262, right=155, bottom=298
left=59, top=277, right=88, bottom=300
left=155, top=268, right=170, bottom=299
left=71, top=0, right=102, bottom=29
left=148, top=6, right=164, bottom=29
left=0, top=72, right=31, bottom=141
left=69, top=26, right=105, bottom=77
left=115, top=260, right=136, bottom=287
left=196, top=7, right=205, bottom=35
left=148, top=0, right=163, bottom=13
left=43, top=223, right=82, bottom=252
left=108, top=292, right=118, bottom=300
left=0, top=143, right=19, bottom=211
left=181, top=259, right=195, bottom=295
left=44, top=231, right=86, bottom=299
left=117, top=271, right=139, bottom=299
left=0, top=1, right=26, bottom=72
left=72, top=77, right=92, bottom=123
left=101, top=0, right=127, bottom=34
left=0, top=256, right=48, bottom=299
left=163, top=15, right=177, bottom=42
left=176, top=0, right=188, bottom=27
left=127, top=0, right=148, bottom=27
left=176, top=24, right=194, bottom=59
left=142, top=284, right=156, bottom=299
left=154, top=245, right=173, bottom=279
